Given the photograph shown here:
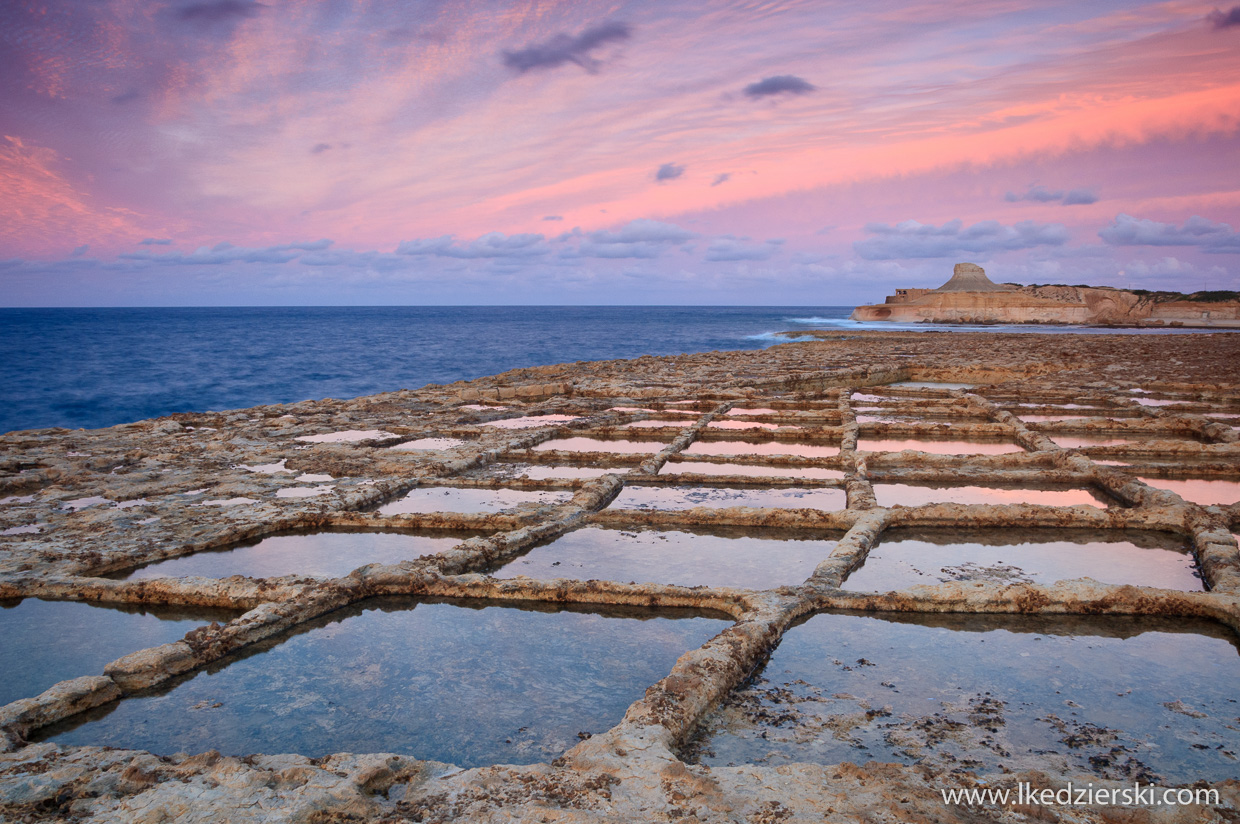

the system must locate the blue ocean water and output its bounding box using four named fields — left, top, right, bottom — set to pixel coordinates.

left=1, top=306, right=1231, bottom=435
left=0, top=306, right=852, bottom=434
